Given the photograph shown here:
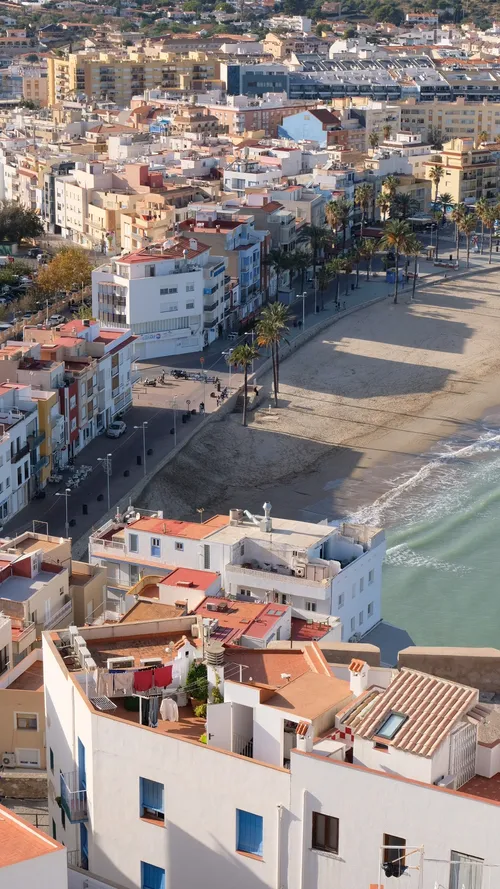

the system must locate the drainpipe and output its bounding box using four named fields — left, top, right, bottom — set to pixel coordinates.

left=276, top=804, right=283, bottom=889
